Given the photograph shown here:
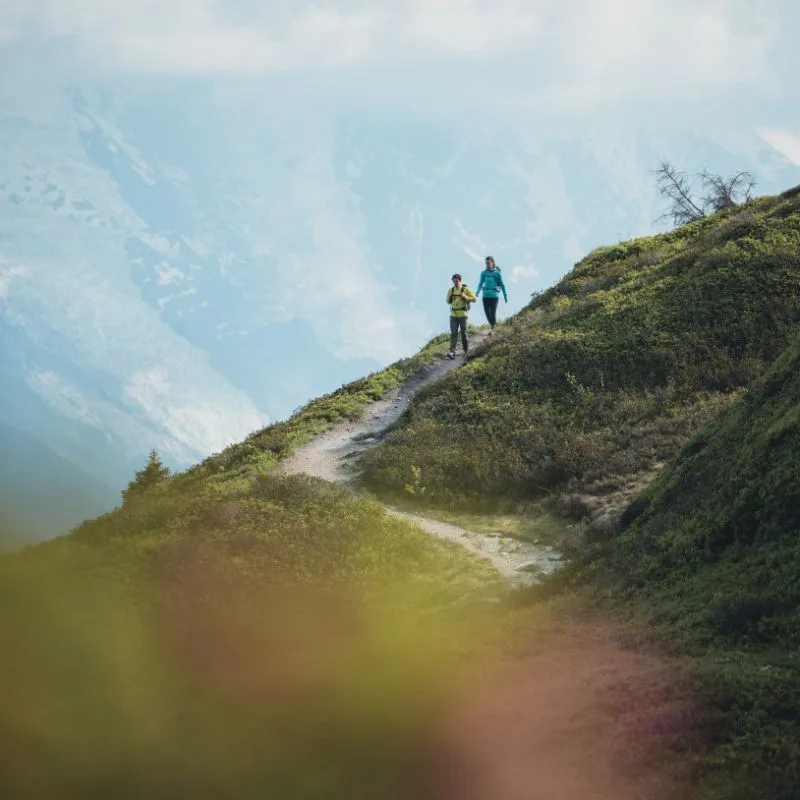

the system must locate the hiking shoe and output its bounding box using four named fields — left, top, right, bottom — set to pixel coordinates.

left=447, top=351, right=456, bottom=360
left=487, top=329, right=494, bottom=336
